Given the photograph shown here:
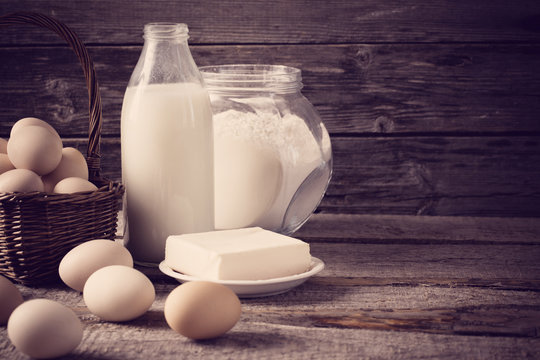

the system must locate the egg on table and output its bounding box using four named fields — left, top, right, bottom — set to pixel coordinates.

left=164, top=281, right=242, bottom=340
left=0, top=168, right=44, bottom=193
left=59, top=239, right=133, bottom=292
left=83, top=265, right=155, bottom=322
left=0, top=275, right=24, bottom=325
left=7, top=299, right=83, bottom=359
